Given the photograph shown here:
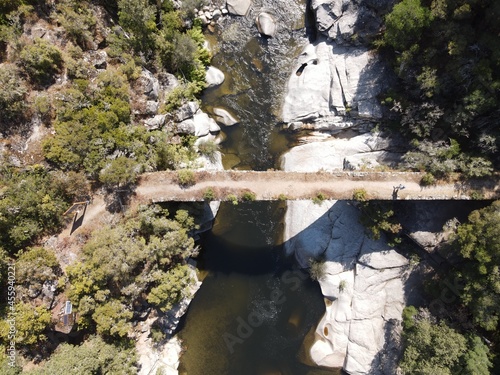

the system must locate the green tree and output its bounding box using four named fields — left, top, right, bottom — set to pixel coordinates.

left=400, top=307, right=467, bottom=374
left=459, top=335, right=492, bottom=375
left=384, top=0, right=432, bottom=50
left=456, top=201, right=500, bottom=331
left=27, top=335, right=137, bottom=375
left=19, top=38, right=63, bottom=85
left=0, top=64, right=27, bottom=127
left=99, top=156, right=140, bottom=187
left=93, top=300, right=133, bottom=338
left=16, top=247, right=61, bottom=301
left=0, top=165, right=75, bottom=250
left=117, top=0, right=157, bottom=56
left=147, top=265, right=194, bottom=312
left=0, top=302, right=51, bottom=347
left=55, top=0, right=97, bottom=48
